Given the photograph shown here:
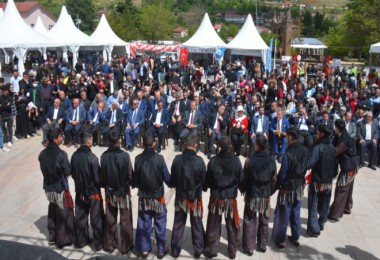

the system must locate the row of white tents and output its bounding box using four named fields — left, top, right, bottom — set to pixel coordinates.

left=0, top=0, right=269, bottom=75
